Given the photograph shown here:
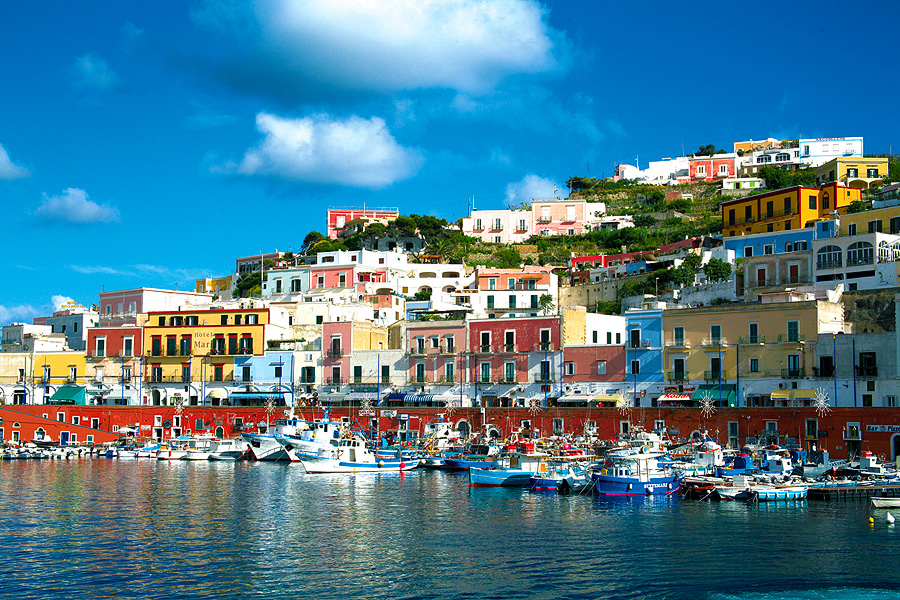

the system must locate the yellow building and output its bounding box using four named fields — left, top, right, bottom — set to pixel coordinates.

left=816, top=157, right=889, bottom=189
left=142, top=308, right=270, bottom=384
left=721, top=182, right=860, bottom=237
left=662, top=297, right=844, bottom=406
left=195, top=276, right=233, bottom=297
left=837, top=204, right=900, bottom=236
